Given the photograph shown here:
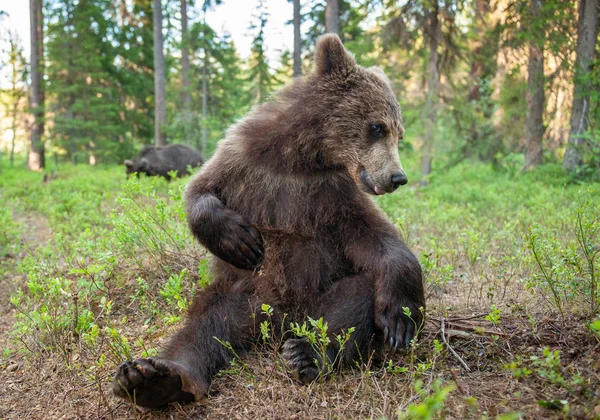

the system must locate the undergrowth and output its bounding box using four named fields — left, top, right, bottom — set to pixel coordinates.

left=0, top=159, right=598, bottom=418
